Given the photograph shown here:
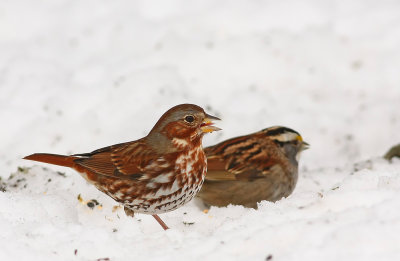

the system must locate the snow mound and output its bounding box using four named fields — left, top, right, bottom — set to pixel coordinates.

left=1, top=159, right=399, bottom=260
